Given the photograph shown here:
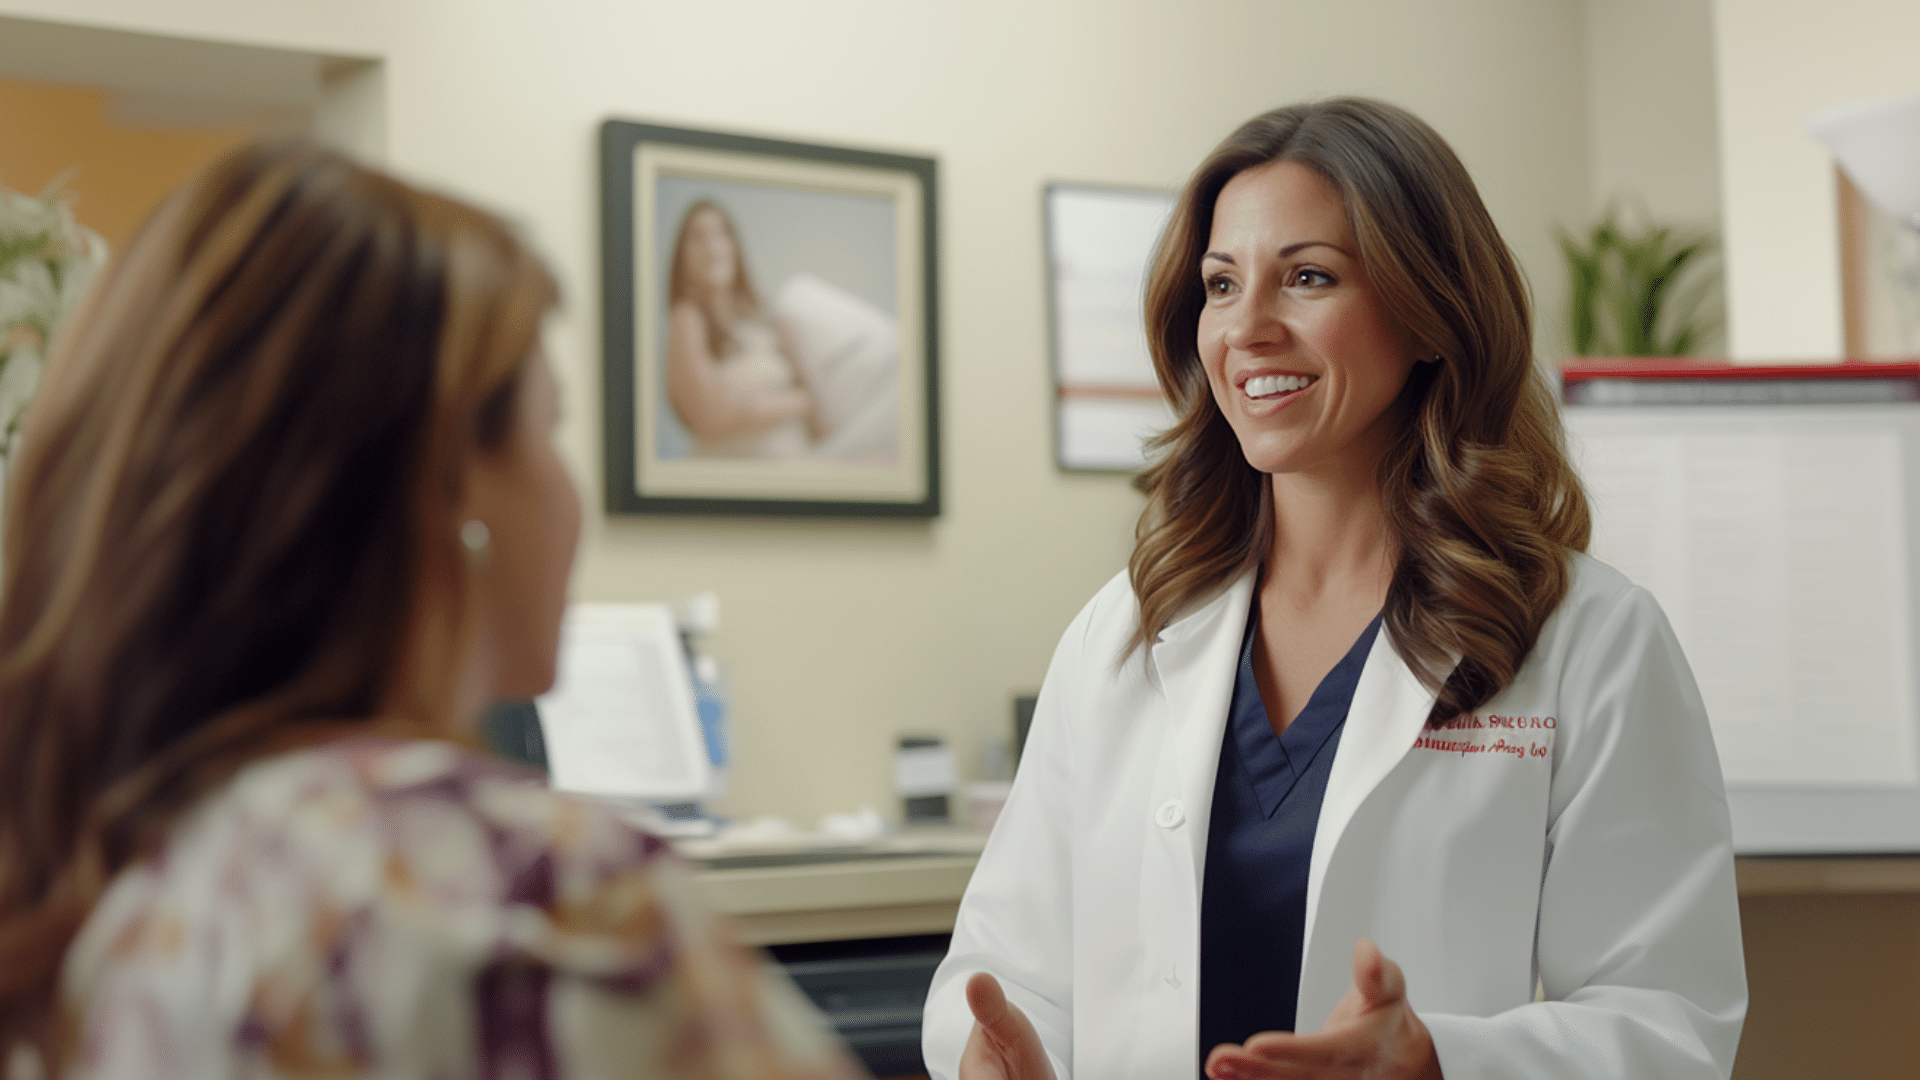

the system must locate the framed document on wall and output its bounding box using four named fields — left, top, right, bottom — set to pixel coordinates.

left=601, top=120, right=940, bottom=517
left=1044, top=183, right=1177, bottom=472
